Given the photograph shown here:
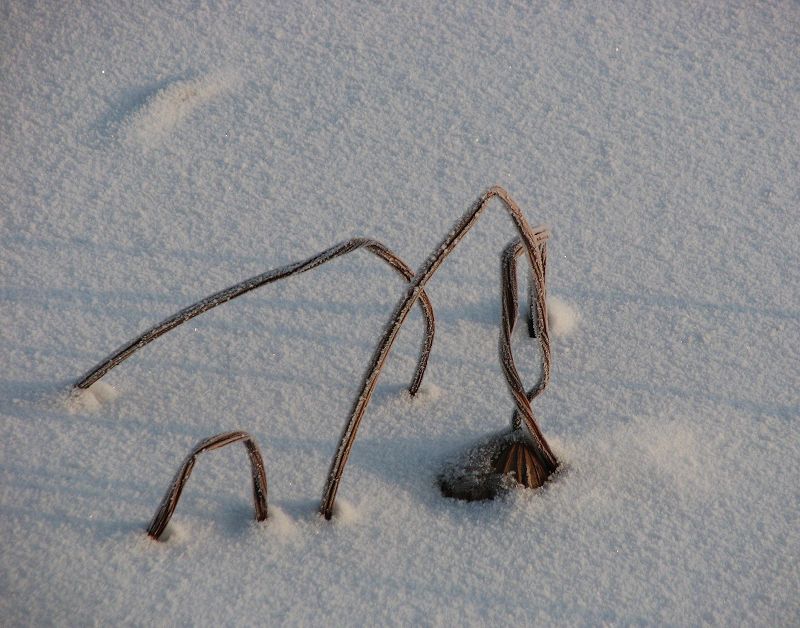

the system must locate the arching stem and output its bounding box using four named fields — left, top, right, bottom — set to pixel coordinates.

left=501, top=239, right=551, bottom=435
left=147, top=431, right=268, bottom=541
left=320, top=187, right=558, bottom=518
left=74, top=239, right=435, bottom=396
